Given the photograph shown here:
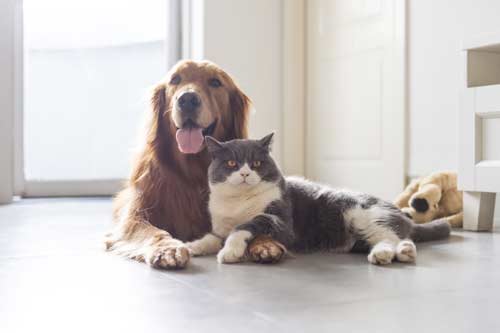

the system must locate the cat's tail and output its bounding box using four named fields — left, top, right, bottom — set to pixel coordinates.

left=410, top=218, right=451, bottom=242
